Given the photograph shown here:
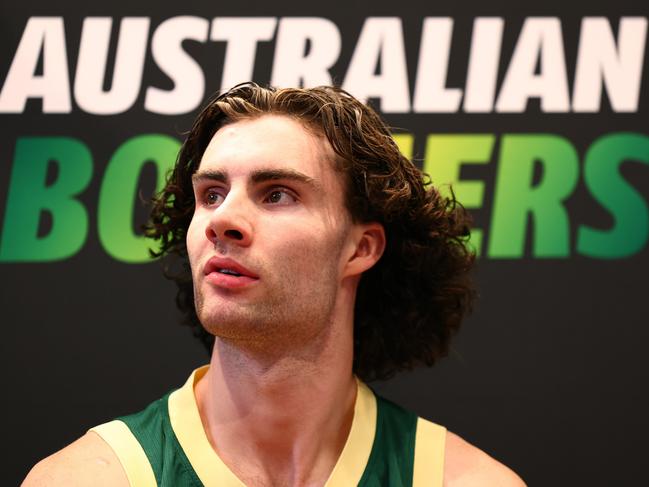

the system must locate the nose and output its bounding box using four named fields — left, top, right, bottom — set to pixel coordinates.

left=205, top=190, right=253, bottom=248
